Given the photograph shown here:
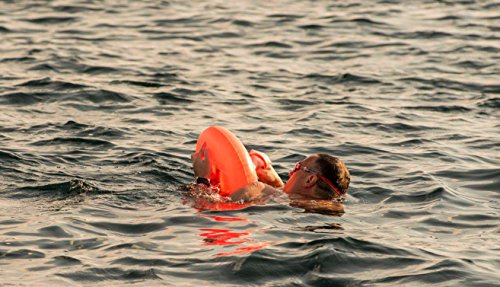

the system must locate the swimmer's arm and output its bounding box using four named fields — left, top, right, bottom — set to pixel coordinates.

left=249, top=150, right=284, bottom=188
left=257, top=164, right=284, bottom=188
left=230, top=182, right=279, bottom=202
